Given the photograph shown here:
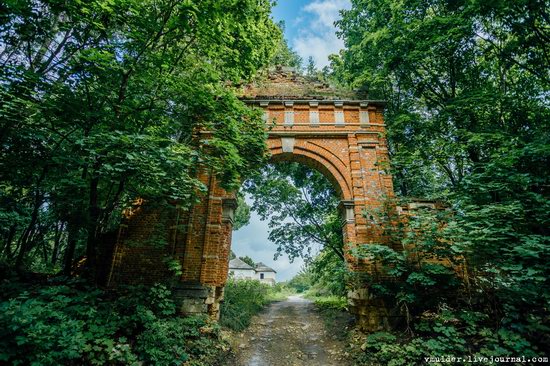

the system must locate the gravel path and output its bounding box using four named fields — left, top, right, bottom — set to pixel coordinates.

left=228, top=295, right=351, bottom=366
